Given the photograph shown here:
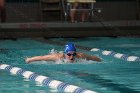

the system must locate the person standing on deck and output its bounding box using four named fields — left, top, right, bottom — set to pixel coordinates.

left=68, top=0, right=91, bottom=22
